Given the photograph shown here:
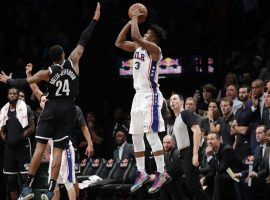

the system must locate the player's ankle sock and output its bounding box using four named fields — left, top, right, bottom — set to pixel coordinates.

left=136, top=156, right=145, bottom=173
left=48, top=179, right=57, bottom=192
left=154, top=154, right=165, bottom=173
left=25, top=174, right=34, bottom=187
